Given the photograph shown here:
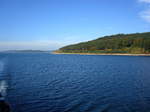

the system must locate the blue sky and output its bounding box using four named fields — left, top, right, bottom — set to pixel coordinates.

left=0, top=0, right=150, bottom=51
